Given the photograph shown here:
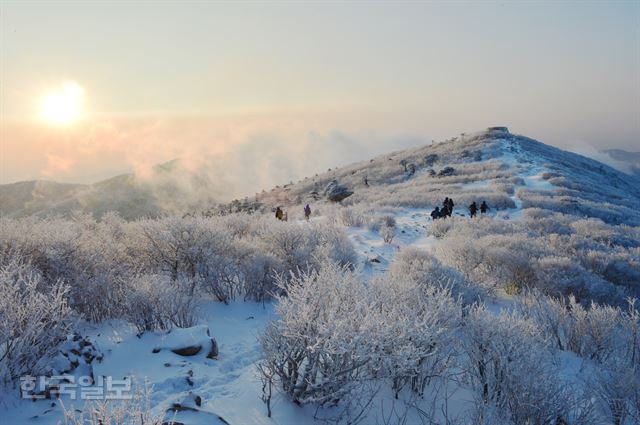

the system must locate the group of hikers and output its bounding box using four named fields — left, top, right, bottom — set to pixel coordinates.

left=430, top=197, right=490, bottom=219
left=275, top=198, right=488, bottom=222
left=469, top=200, right=490, bottom=218
left=431, top=197, right=455, bottom=219
left=275, top=204, right=312, bottom=221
